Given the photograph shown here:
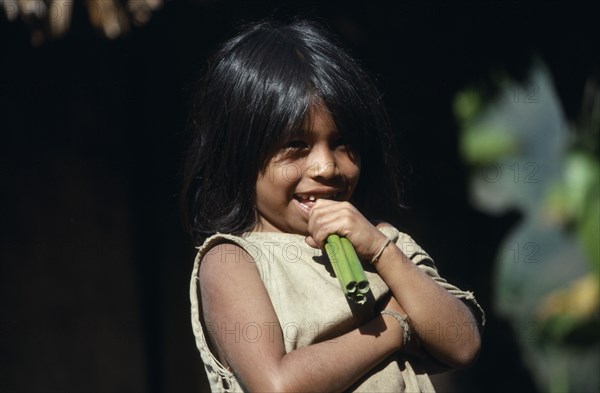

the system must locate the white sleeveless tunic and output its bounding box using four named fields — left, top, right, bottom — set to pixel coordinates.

left=190, top=226, right=484, bottom=392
